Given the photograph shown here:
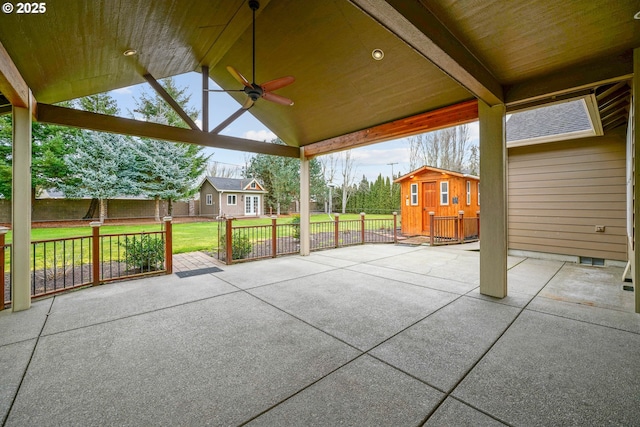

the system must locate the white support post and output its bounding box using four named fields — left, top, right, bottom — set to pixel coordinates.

left=11, top=102, right=32, bottom=311
left=633, top=48, right=640, bottom=313
left=479, top=100, right=508, bottom=298
left=299, top=147, right=310, bottom=256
